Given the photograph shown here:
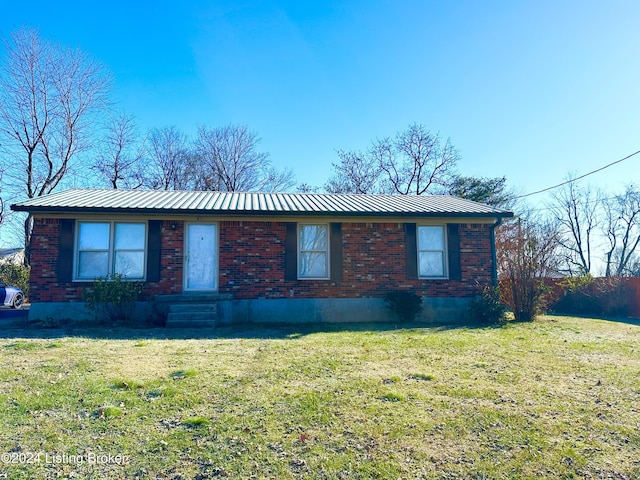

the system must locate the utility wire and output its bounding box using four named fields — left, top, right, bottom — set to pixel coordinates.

left=515, top=149, right=640, bottom=199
